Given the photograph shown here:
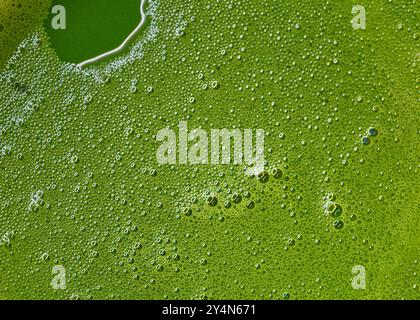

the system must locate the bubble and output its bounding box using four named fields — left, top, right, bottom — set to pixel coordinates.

left=200, top=258, right=207, bottom=265
left=211, top=81, right=220, bottom=89
left=125, top=127, right=134, bottom=136
left=191, top=197, right=198, bottom=204
left=231, top=193, right=242, bottom=203
left=182, top=207, right=192, bottom=216
left=333, top=220, right=344, bottom=230
left=326, top=193, right=336, bottom=201
left=324, top=202, right=342, bottom=217
left=287, top=238, right=295, bottom=246
left=361, top=136, right=371, bottom=145
left=368, top=127, right=378, bottom=137
left=224, top=200, right=231, bottom=208
left=271, top=168, right=282, bottom=179
left=257, top=171, right=269, bottom=183
left=206, top=196, right=218, bottom=207
left=41, top=253, right=50, bottom=261
left=83, top=94, right=93, bottom=105
left=176, top=28, right=186, bottom=37
left=246, top=201, right=255, bottom=209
